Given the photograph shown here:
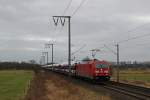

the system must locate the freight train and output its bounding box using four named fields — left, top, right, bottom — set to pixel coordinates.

left=43, top=59, right=111, bottom=81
